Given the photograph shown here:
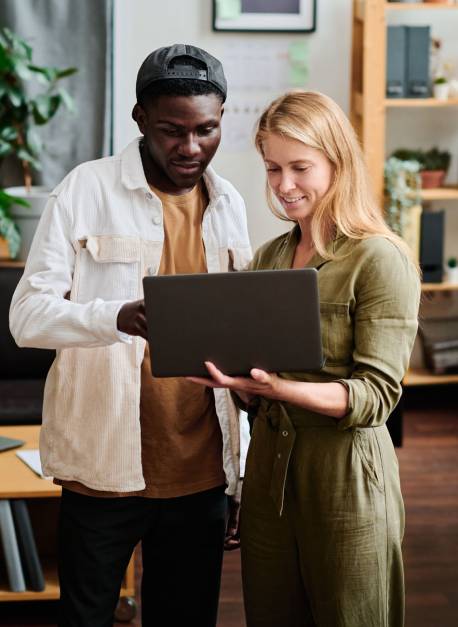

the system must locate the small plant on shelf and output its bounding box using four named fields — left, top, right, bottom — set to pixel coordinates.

left=391, top=147, right=451, bottom=189
left=445, top=257, right=458, bottom=284
left=384, top=157, right=421, bottom=238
